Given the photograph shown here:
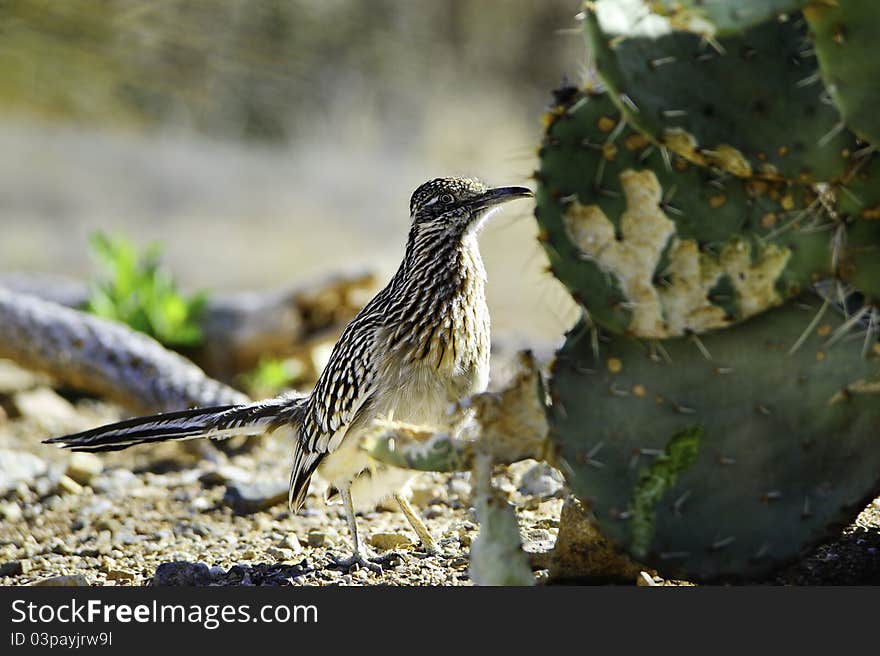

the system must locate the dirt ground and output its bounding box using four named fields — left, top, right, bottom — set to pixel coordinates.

left=1, top=360, right=878, bottom=587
